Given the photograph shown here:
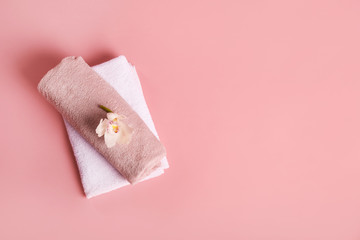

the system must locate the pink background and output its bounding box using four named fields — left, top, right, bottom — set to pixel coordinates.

left=1, top=0, right=360, bottom=239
